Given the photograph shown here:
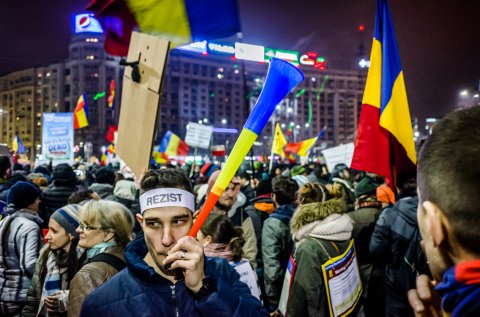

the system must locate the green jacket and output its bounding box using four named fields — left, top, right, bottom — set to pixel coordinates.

left=287, top=238, right=351, bottom=317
